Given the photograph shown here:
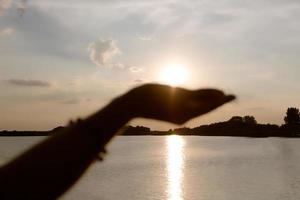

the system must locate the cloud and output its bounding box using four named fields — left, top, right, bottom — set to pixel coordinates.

left=6, top=79, right=51, bottom=87
left=113, top=62, right=126, bottom=69
left=129, top=66, right=142, bottom=73
left=0, top=27, right=14, bottom=37
left=88, top=39, right=121, bottom=67
left=138, top=36, right=153, bottom=41
left=0, top=0, right=11, bottom=16
left=0, top=0, right=27, bottom=17
left=61, top=98, right=80, bottom=105
left=1, top=6, right=87, bottom=61
left=134, top=79, right=144, bottom=83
